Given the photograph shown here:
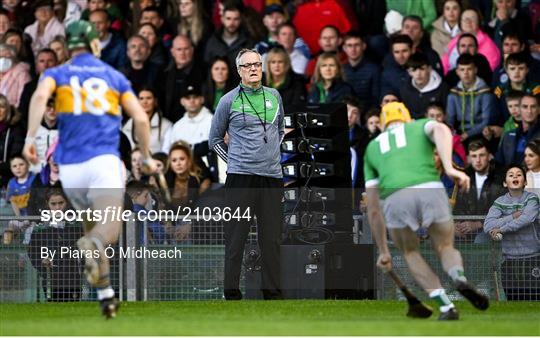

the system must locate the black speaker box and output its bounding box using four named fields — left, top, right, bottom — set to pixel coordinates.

left=245, top=243, right=375, bottom=299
